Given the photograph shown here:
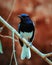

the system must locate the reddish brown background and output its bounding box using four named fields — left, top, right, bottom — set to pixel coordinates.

left=0, top=0, right=52, bottom=65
